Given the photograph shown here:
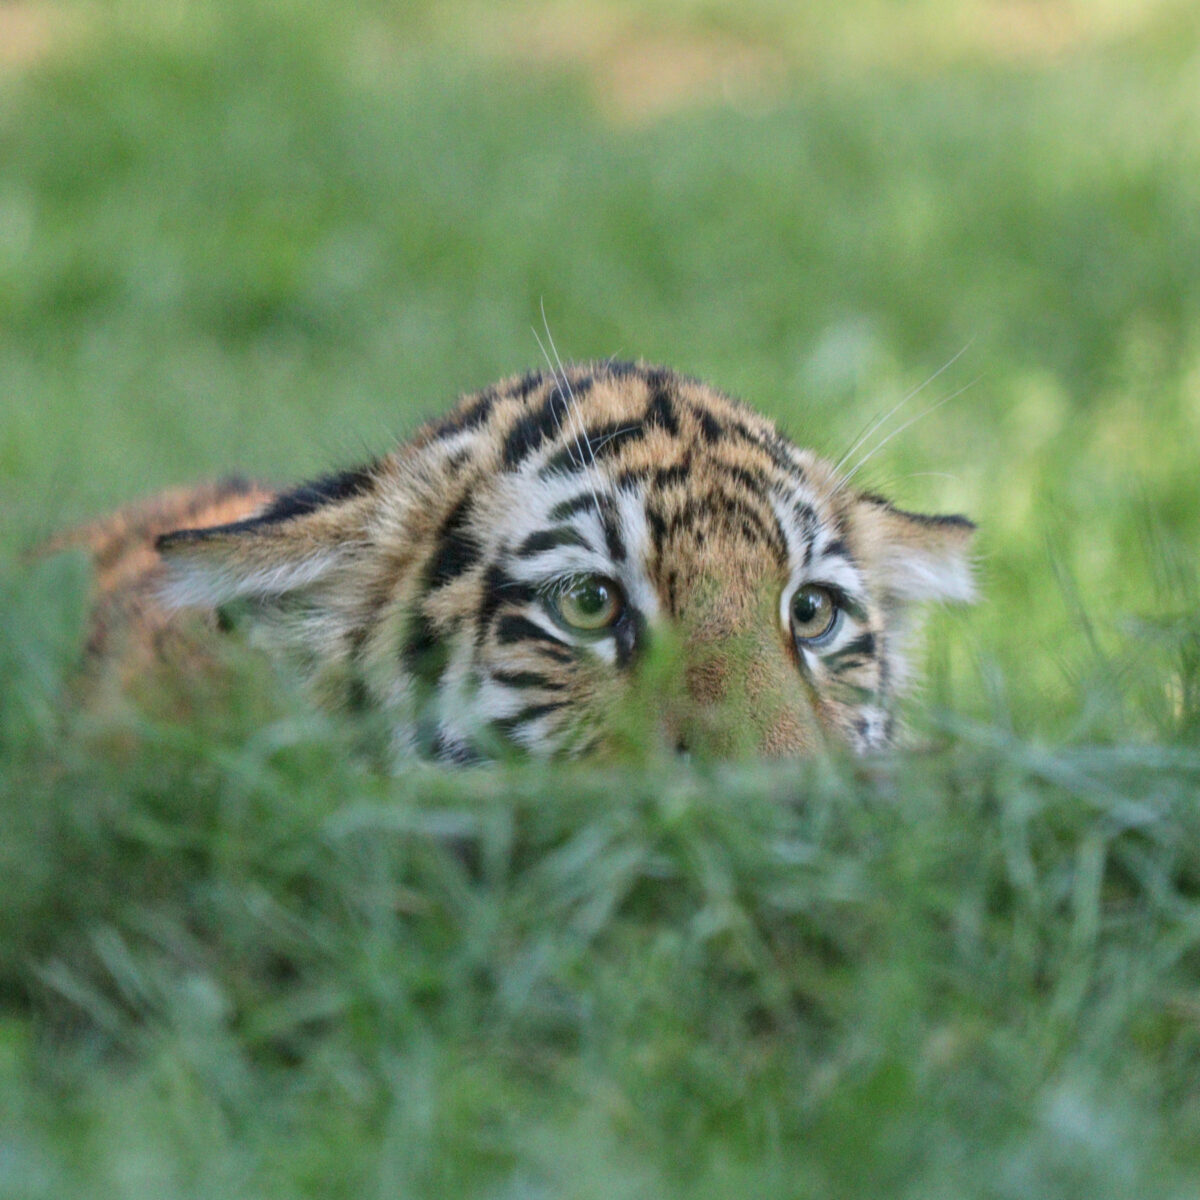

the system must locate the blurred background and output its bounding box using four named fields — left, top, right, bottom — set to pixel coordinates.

left=1, top=0, right=1198, bottom=730
left=6, top=6, right=1200, bottom=1194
